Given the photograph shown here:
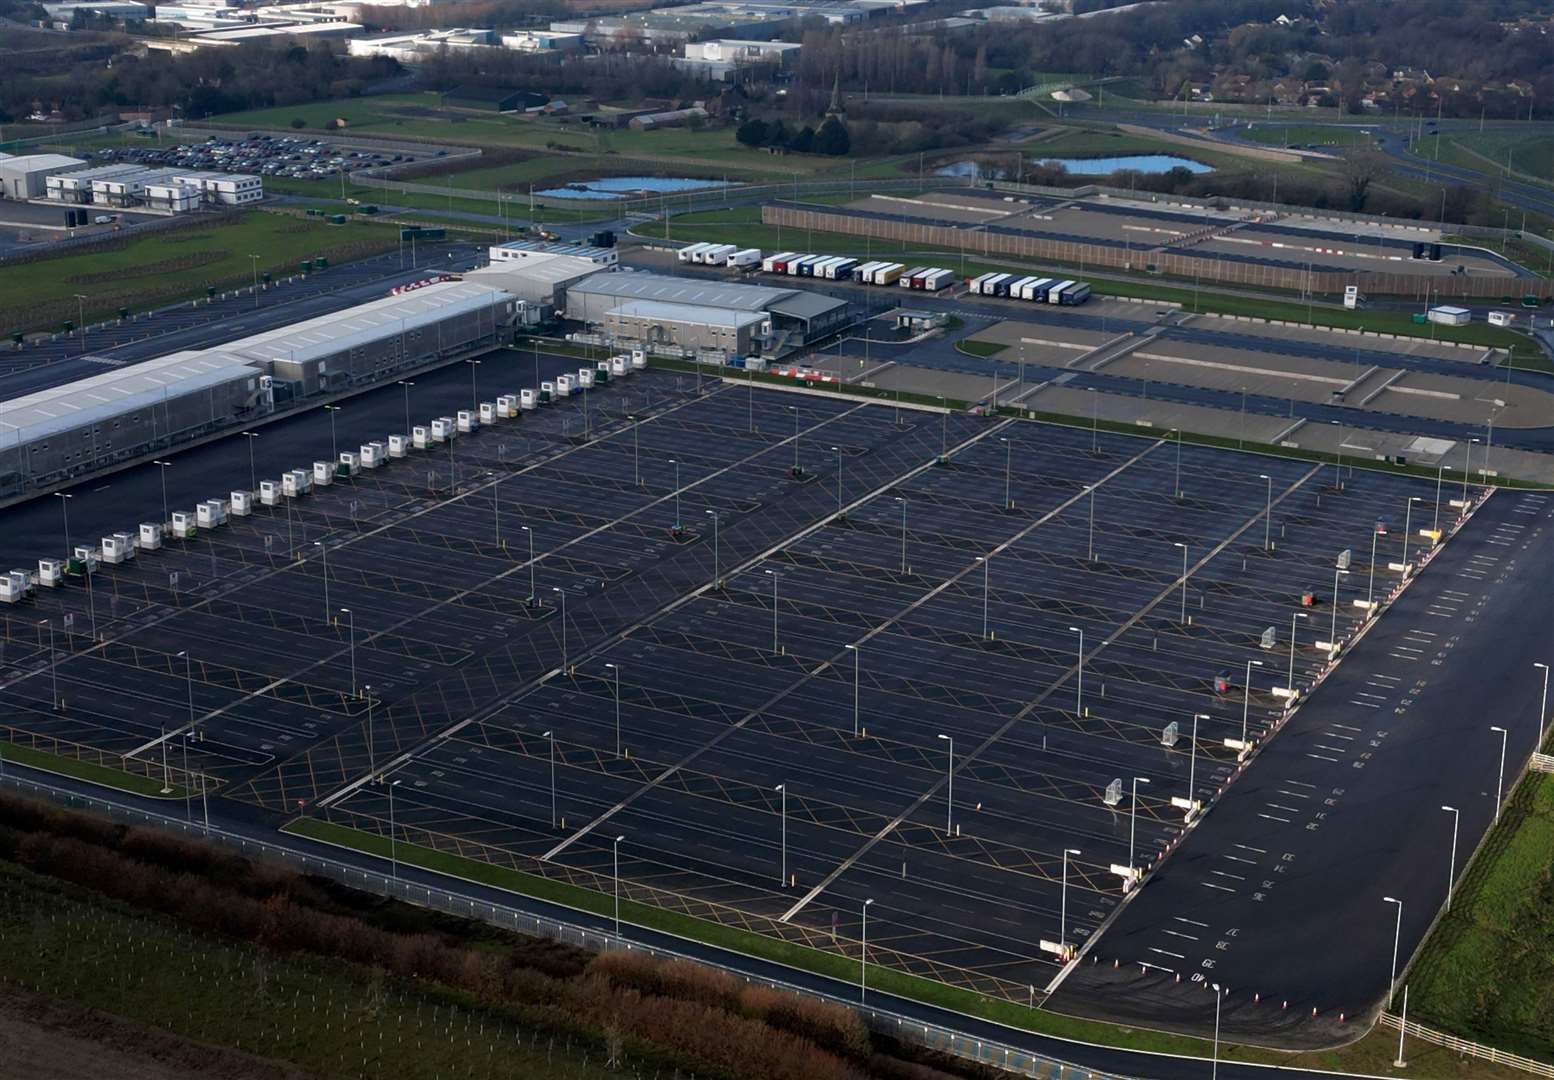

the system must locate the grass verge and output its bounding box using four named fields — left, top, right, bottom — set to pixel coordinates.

left=1408, top=772, right=1554, bottom=1061
left=0, top=210, right=399, bottom=336
left=1, top=740, right=186, bottom=799
left=957, top=339, right=1008, bottom=357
